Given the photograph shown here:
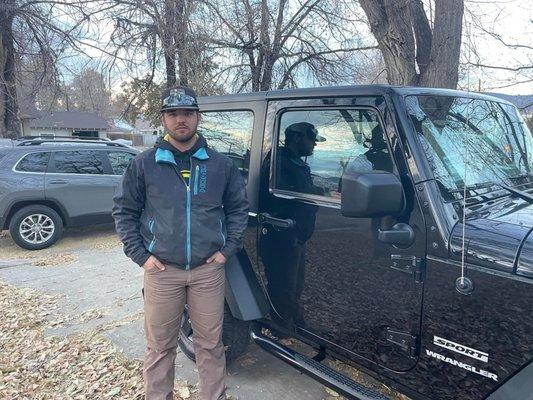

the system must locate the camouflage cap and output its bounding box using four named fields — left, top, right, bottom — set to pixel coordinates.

left=160, top=86, right=199, bottom=112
